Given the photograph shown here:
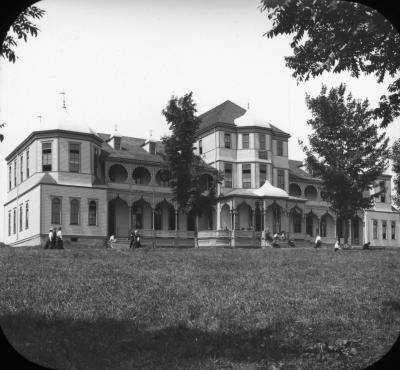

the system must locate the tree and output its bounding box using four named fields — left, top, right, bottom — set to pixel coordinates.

left=391, top=139, right=400, bottom=209
left=1, top=5, right=45, bottom=63
left=161, top=93, right=221, bottom=245
left=260, top=0, right=400, bottom=127
left=300, top=84, right=390, bottom=243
